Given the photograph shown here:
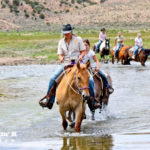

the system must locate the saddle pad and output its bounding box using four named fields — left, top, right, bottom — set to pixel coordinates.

left=129, top=47, right=134, bottom=52
left=113, top=46, right=116, bottom=51
left=129, top=47, right=142, bottom=53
